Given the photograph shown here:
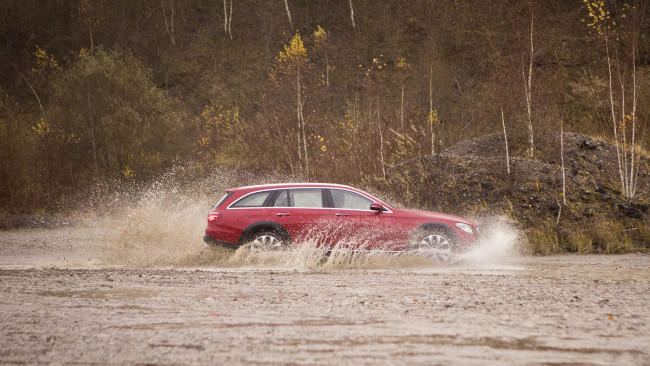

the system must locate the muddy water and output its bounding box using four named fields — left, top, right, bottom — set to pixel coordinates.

left=1, top=220, right=649, bottom=365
